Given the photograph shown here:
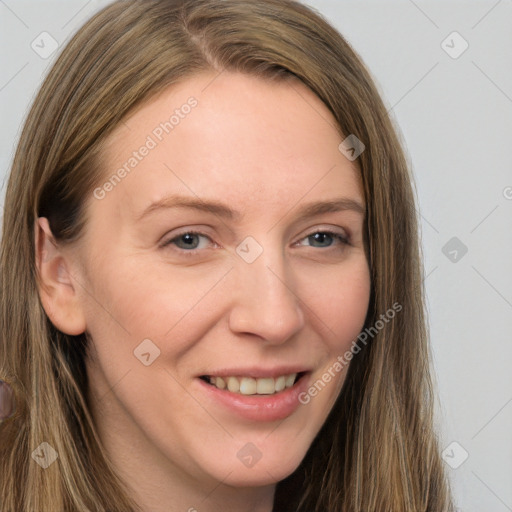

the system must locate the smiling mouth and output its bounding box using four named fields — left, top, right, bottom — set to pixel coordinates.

left=199, top=372, right=306, bottom=396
